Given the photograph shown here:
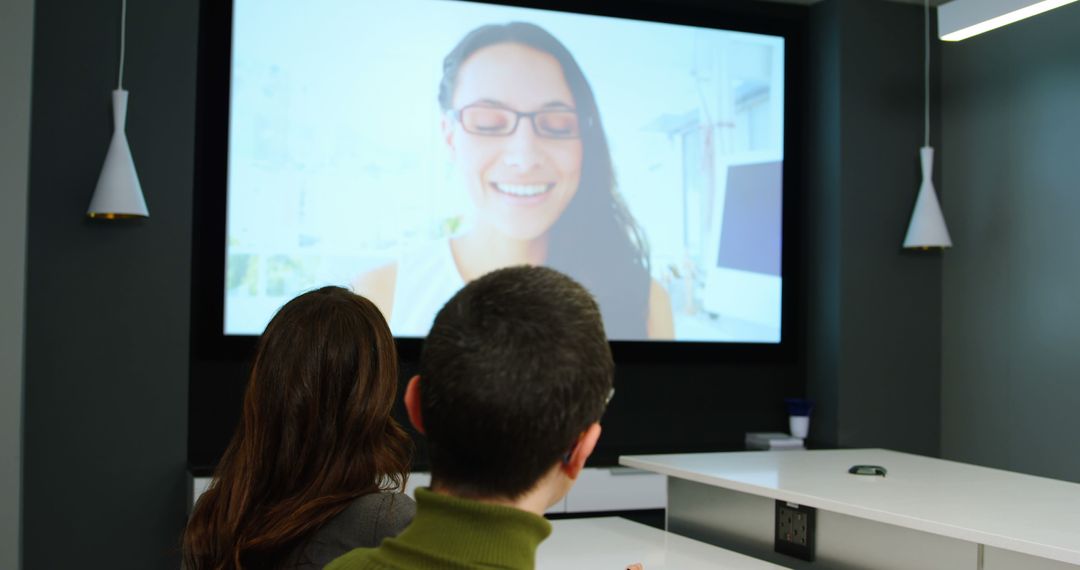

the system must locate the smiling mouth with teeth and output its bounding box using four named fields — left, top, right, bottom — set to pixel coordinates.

left=491, top=182, right=555, bottom=197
